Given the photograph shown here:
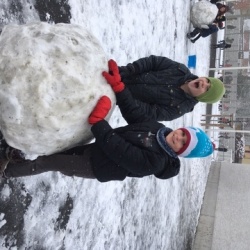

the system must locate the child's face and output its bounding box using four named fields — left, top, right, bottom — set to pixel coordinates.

left=220, top=7, right=226, bottom=12
left=166, top=129, right=187, bottom=153
left=186, top=77, right=211, bottom=97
